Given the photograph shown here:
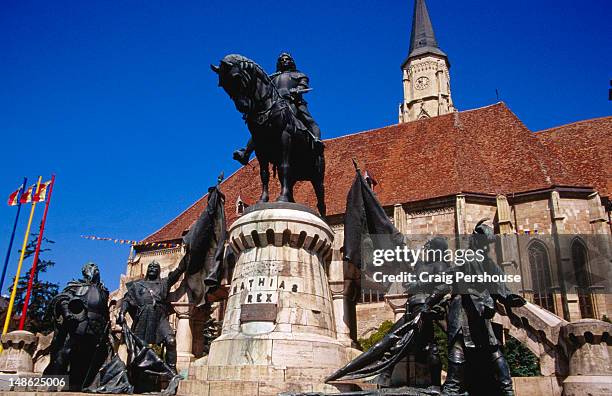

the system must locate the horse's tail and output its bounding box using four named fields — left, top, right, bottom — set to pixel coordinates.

left=273, top=164, right=277, bottom=178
